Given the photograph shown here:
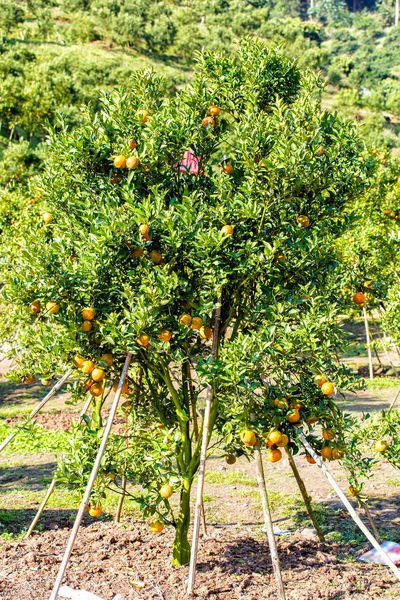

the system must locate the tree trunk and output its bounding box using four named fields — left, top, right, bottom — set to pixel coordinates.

left=172, top=478, right=192, bottom=566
